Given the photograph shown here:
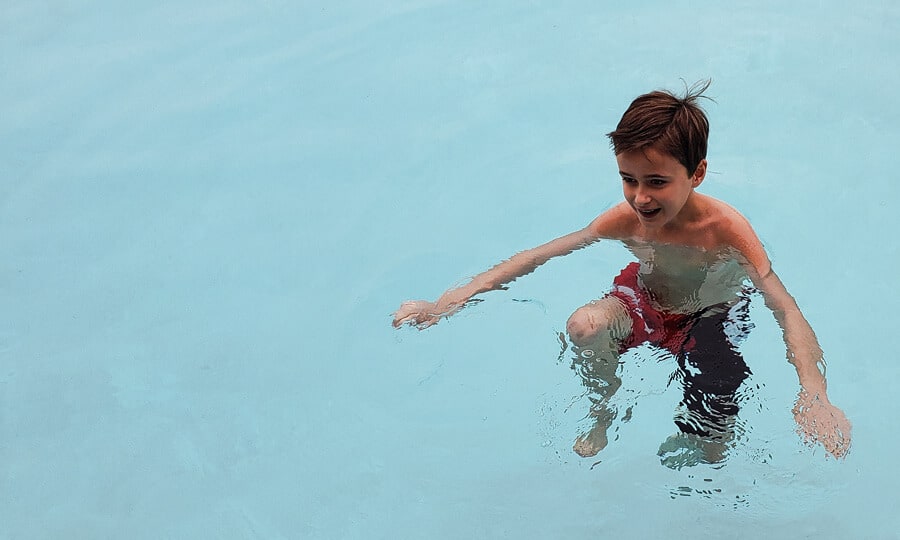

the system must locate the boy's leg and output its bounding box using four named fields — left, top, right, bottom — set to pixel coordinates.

left=662, top=306, right=751, bottom=467
left=566, top=296, right=632, bottom=347
left=566, top=296, right=633, bottom=457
